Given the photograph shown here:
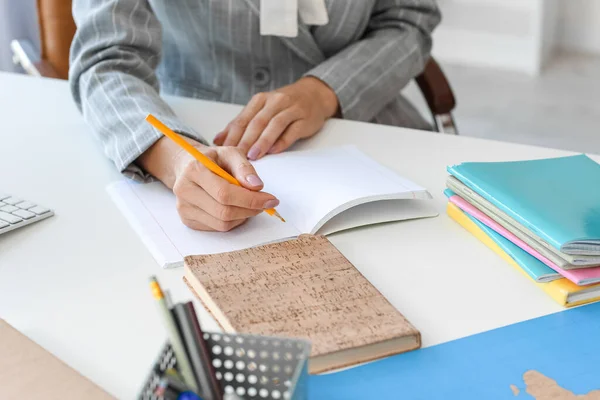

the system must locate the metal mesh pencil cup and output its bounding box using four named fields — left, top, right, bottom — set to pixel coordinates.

left=139, top=332, right=311, bottom=400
